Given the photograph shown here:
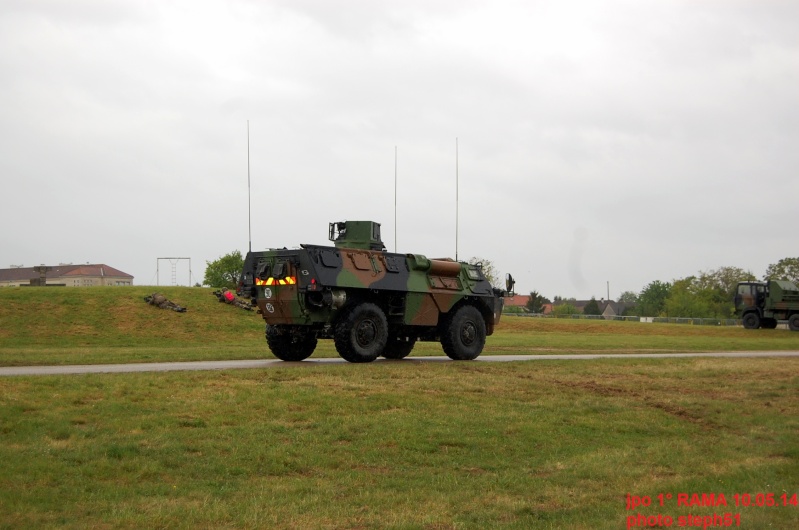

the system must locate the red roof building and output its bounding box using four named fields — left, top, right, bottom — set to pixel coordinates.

left=0, top=264, right=134, bottom=287
left=503, top=295, right=553, bottom=314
